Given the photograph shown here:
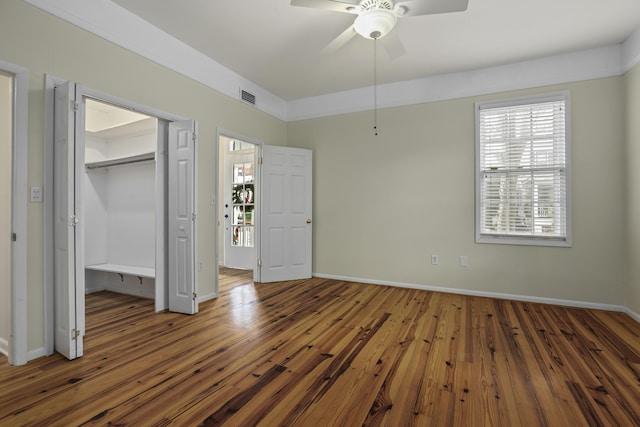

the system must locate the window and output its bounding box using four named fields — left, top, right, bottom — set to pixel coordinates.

left=475, top=92, right=571, bottom=246
left=231, top=161, right=254, bottom=248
